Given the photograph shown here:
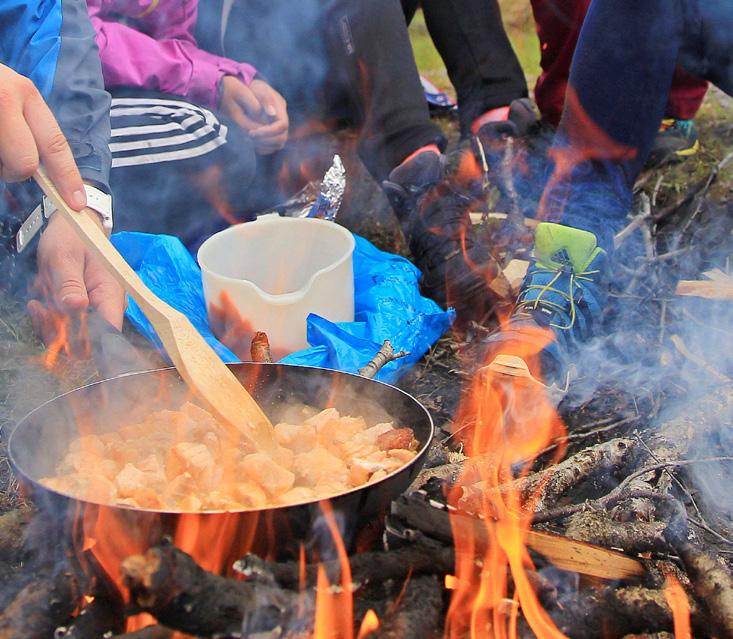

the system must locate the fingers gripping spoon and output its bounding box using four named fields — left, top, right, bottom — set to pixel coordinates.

left=34, top=167, right=276, bottom=453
